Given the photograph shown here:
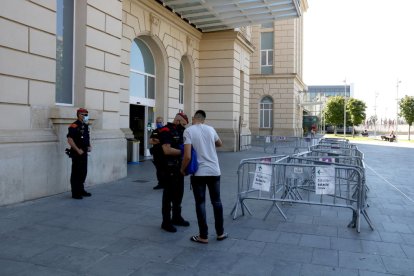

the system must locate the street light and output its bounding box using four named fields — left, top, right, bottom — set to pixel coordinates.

left=374, top=92, right=379, bottom=138
left=343, top=79, right=347, bottom=137
left=396, top=80, right=401, bottom=135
